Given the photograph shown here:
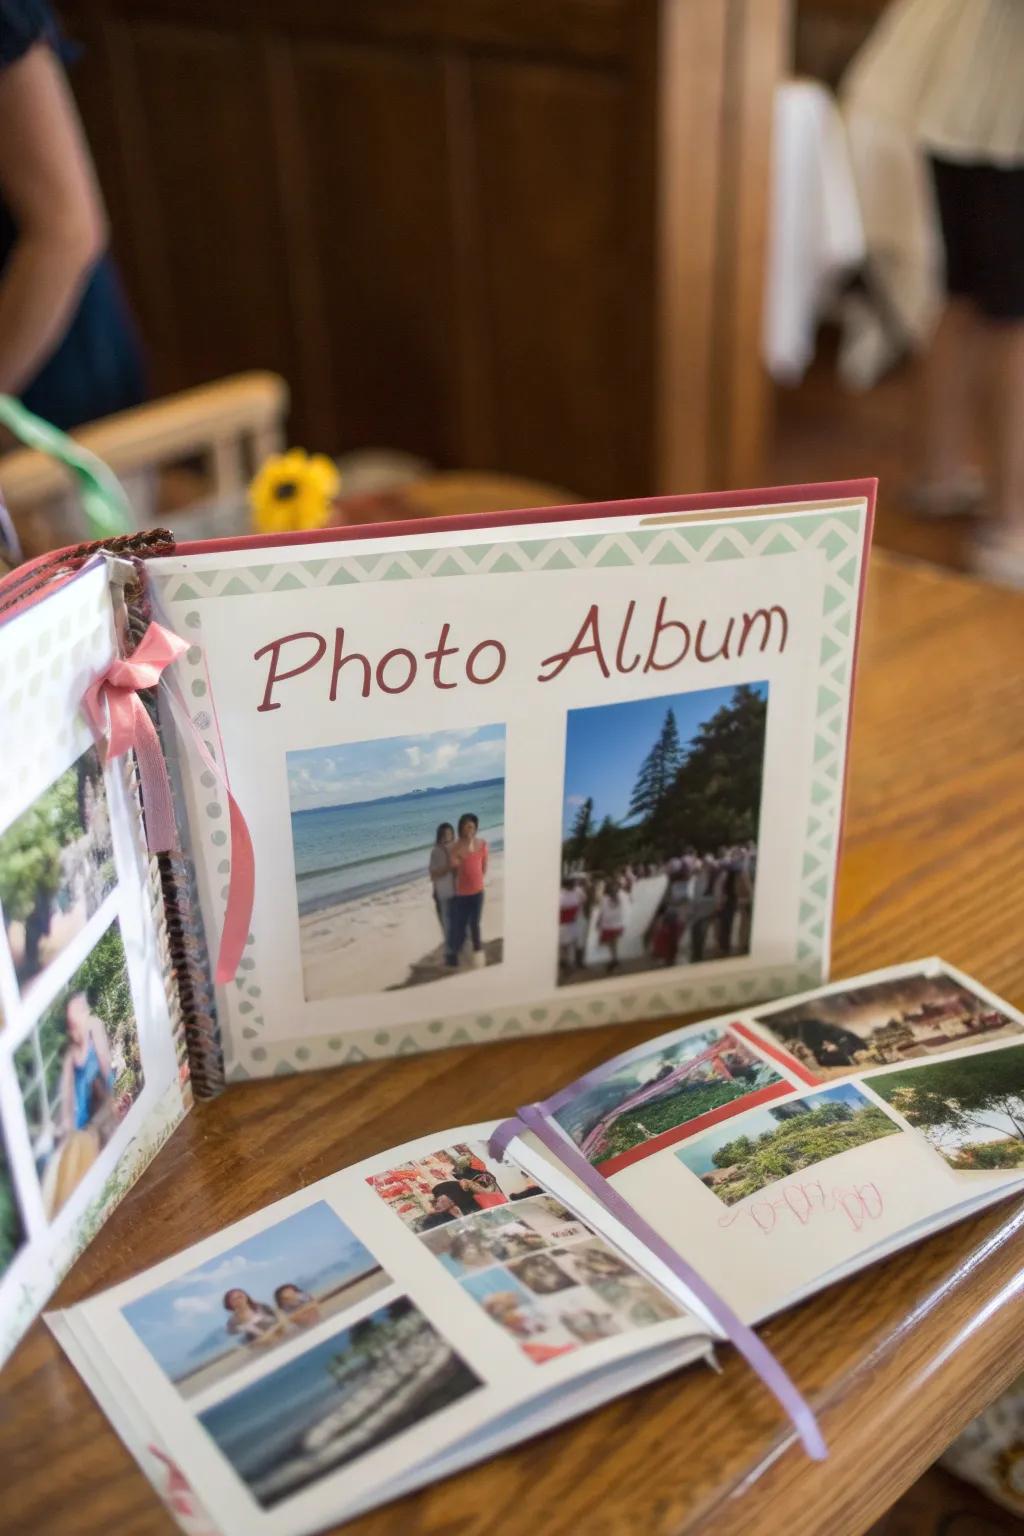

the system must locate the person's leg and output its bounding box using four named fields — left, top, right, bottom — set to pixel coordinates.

left=691, top=918, right=705, bottom=963
left=446, top=897, right=466, bottom=965
left=914, top=158, right=985, bottom=510
left=468, top=892, right=483, bottom=951
left=990, top=321, right=1024, bottom=536
left=966, top=164, right=1024, bottom=584
left=918, top=300, right=983, bottom=495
